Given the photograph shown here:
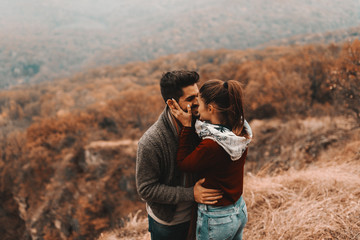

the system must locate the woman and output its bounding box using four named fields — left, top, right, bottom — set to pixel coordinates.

left=169, top=79, right=252, bottom=240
